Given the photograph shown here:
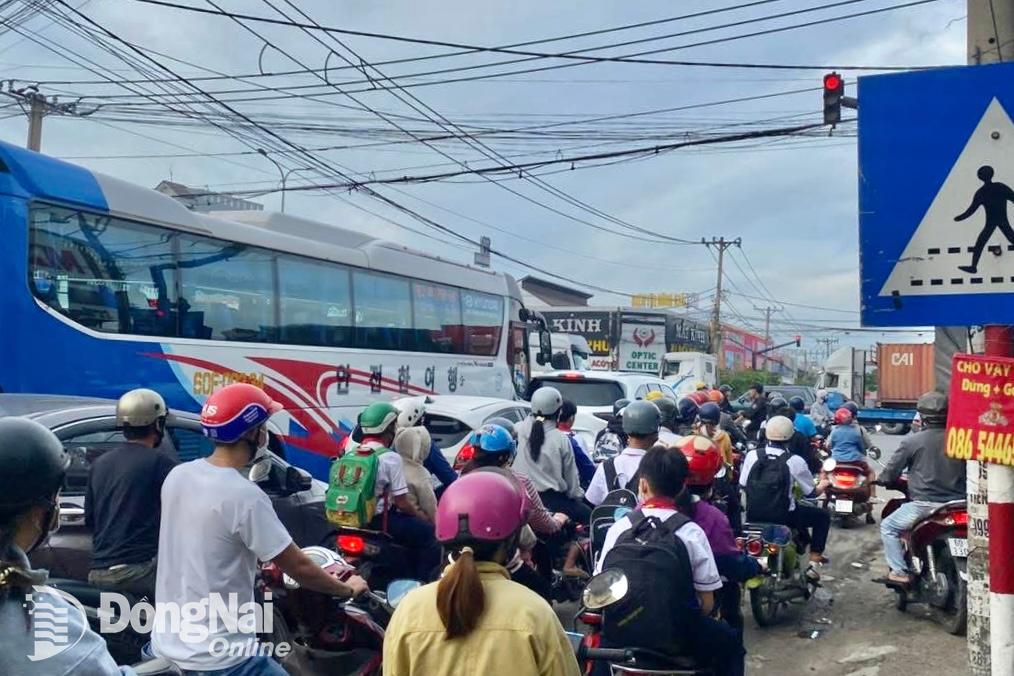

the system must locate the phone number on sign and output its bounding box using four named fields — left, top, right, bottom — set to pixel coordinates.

left=946, top=426, right=1014, bottom=465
